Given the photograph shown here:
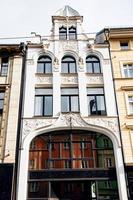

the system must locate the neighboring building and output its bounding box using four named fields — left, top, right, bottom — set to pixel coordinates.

left=97, top=27, right=133, bottom=200
left=16, top=6, right=128, bottom=200
left=0, top=44, right=26, bottom=199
